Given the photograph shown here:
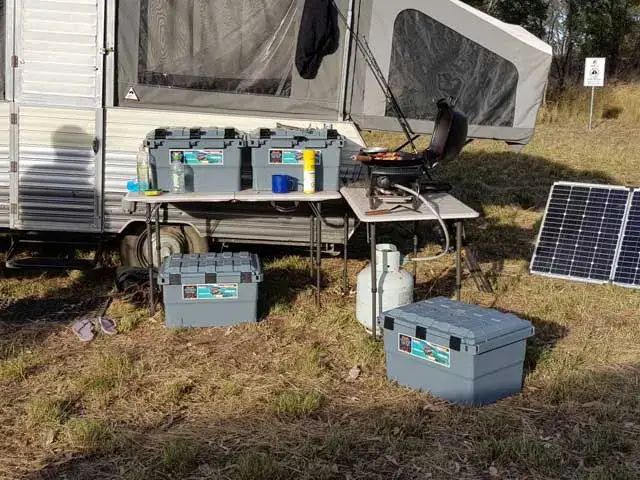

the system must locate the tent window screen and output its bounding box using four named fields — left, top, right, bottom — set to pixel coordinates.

left=138, top=0, right=297, bottom=97
left=386, top=9, right=518, bottom=127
